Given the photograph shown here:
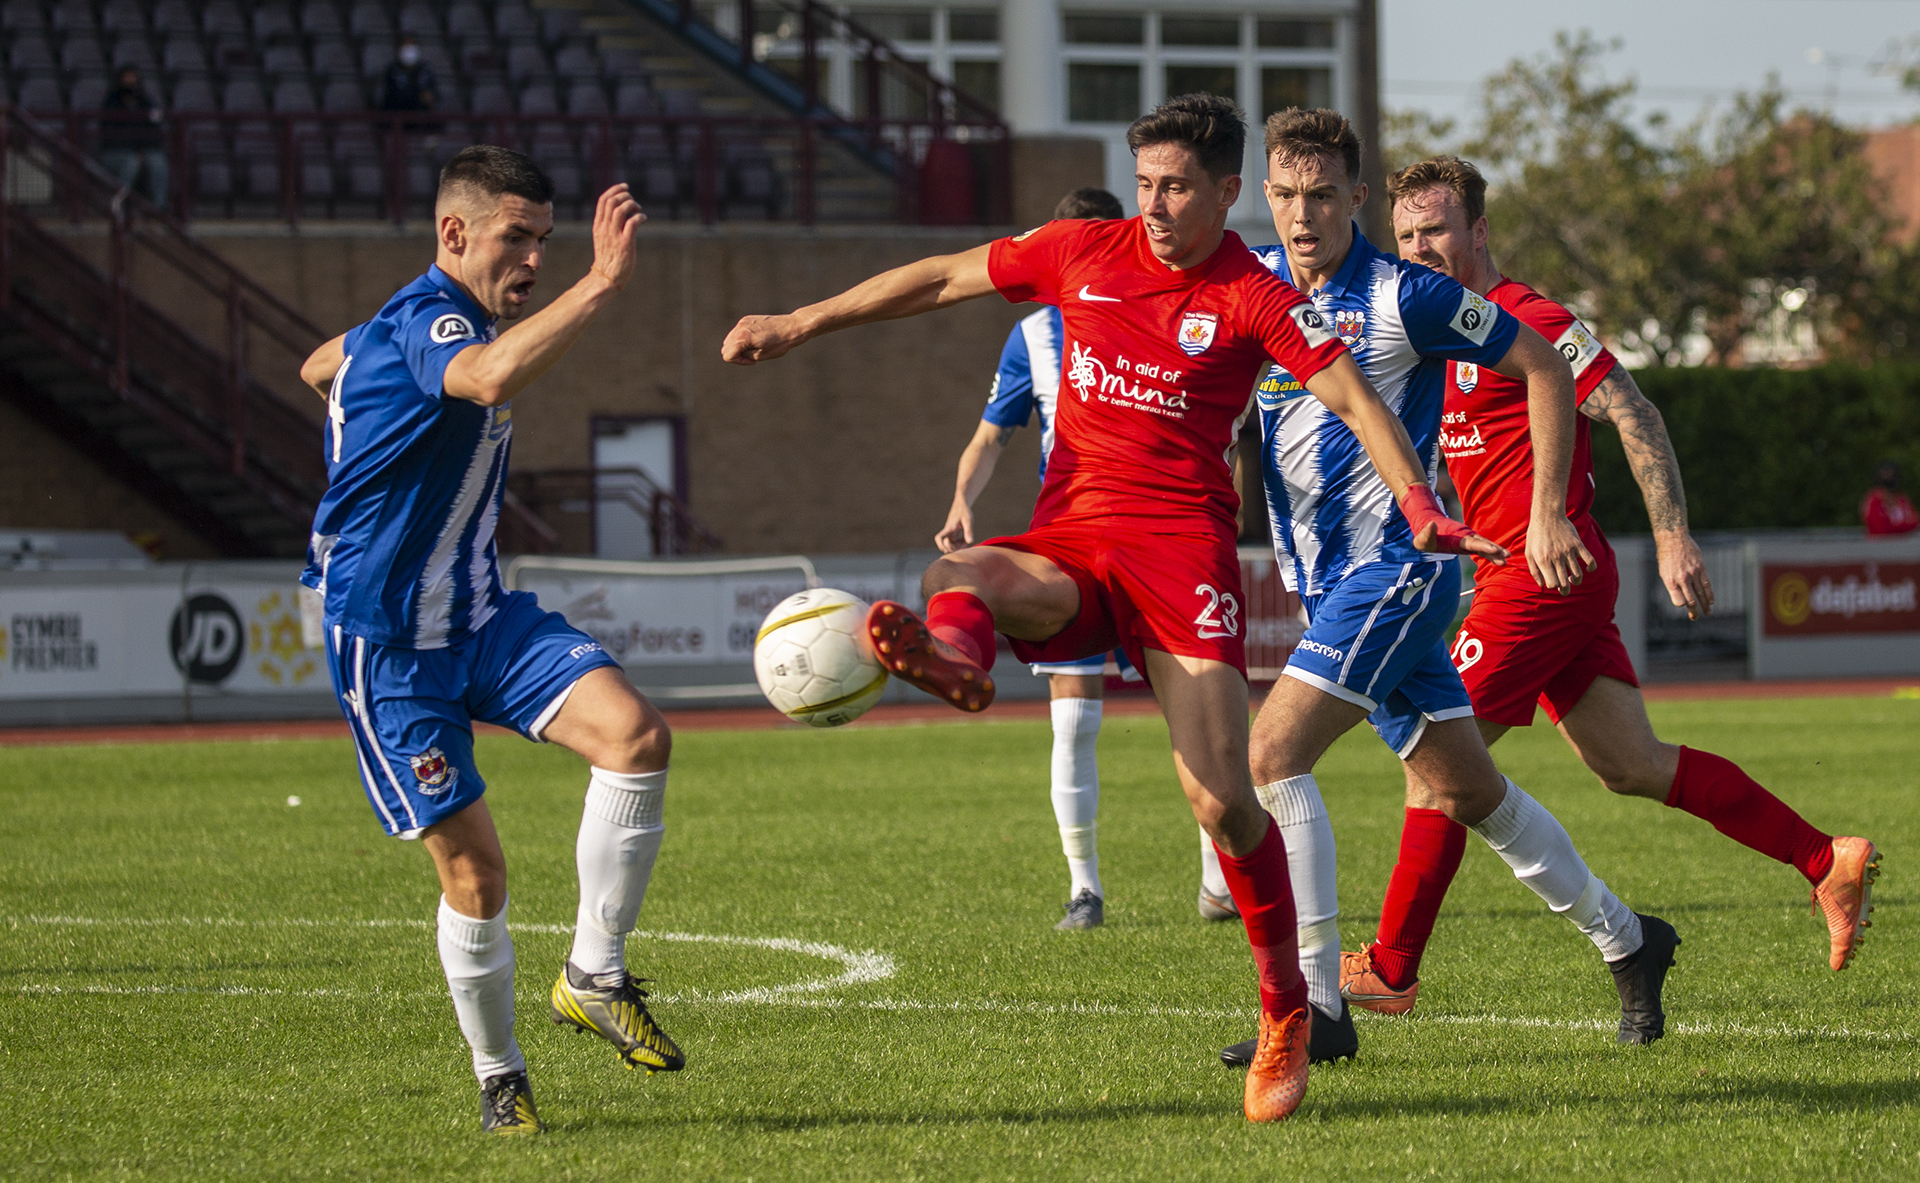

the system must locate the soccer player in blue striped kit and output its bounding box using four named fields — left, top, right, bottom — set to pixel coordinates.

left=298, top=146, right=679, bottom=1135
